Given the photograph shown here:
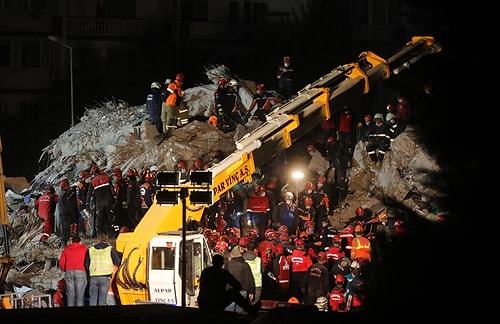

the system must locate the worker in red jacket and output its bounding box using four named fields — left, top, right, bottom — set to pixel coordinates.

left=35, top=184, right=58, bottom=243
